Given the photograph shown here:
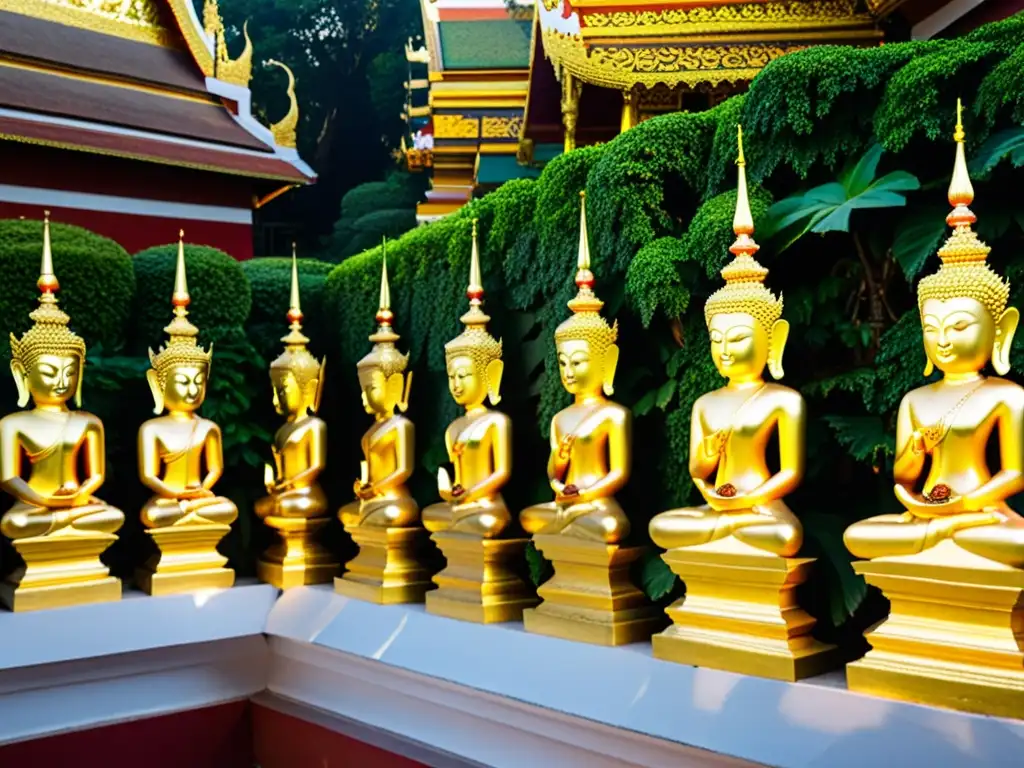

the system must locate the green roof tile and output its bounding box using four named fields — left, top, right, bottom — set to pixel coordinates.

left=477, top=155, right=540, bottom=185
left=438, top=20, right=532, bottom=69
